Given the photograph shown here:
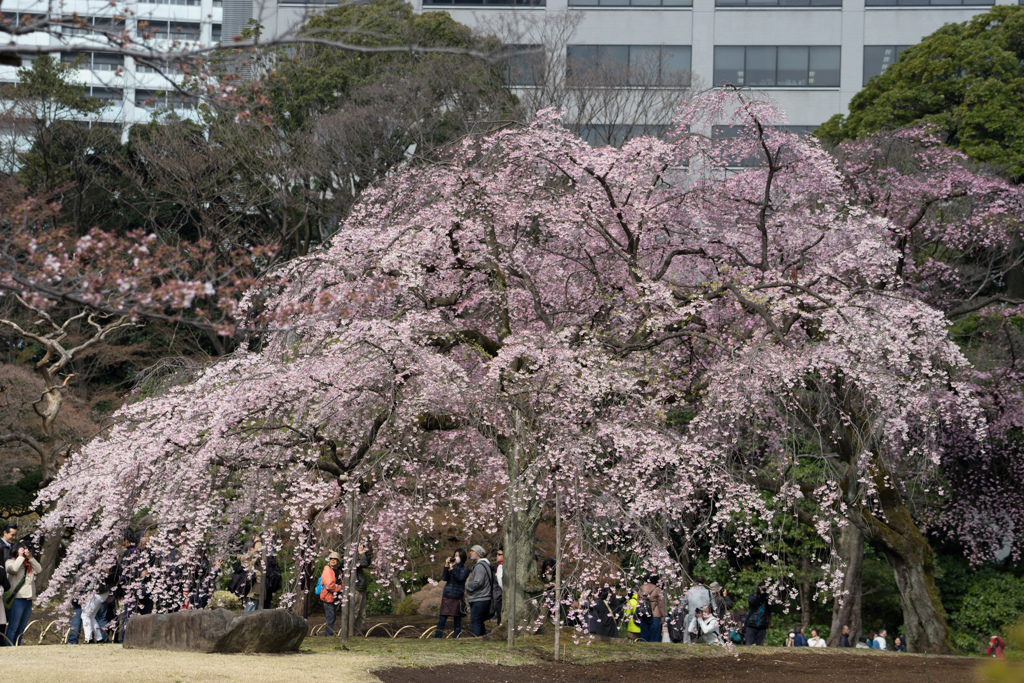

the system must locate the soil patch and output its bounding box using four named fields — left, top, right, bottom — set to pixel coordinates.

left=375, top=650, right=985, bottom=682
